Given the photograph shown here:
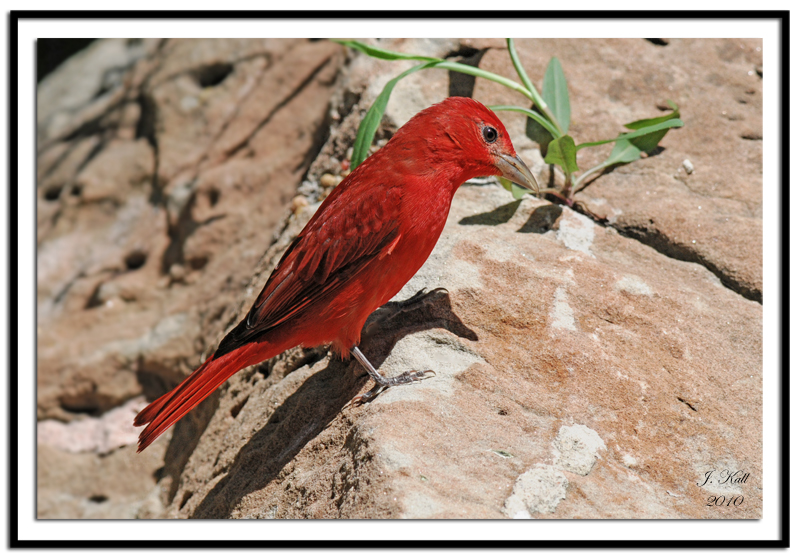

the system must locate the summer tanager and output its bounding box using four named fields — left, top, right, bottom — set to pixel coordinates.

left=134, top=97, right=538, bottom=452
